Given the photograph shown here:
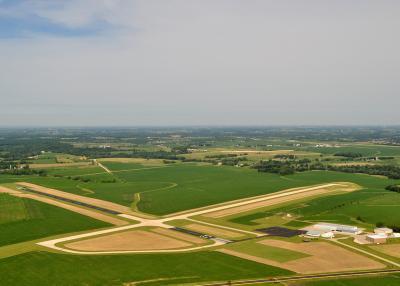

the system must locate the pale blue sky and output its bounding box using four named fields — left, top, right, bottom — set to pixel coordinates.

left=0, top=0, right=399, bottom=126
